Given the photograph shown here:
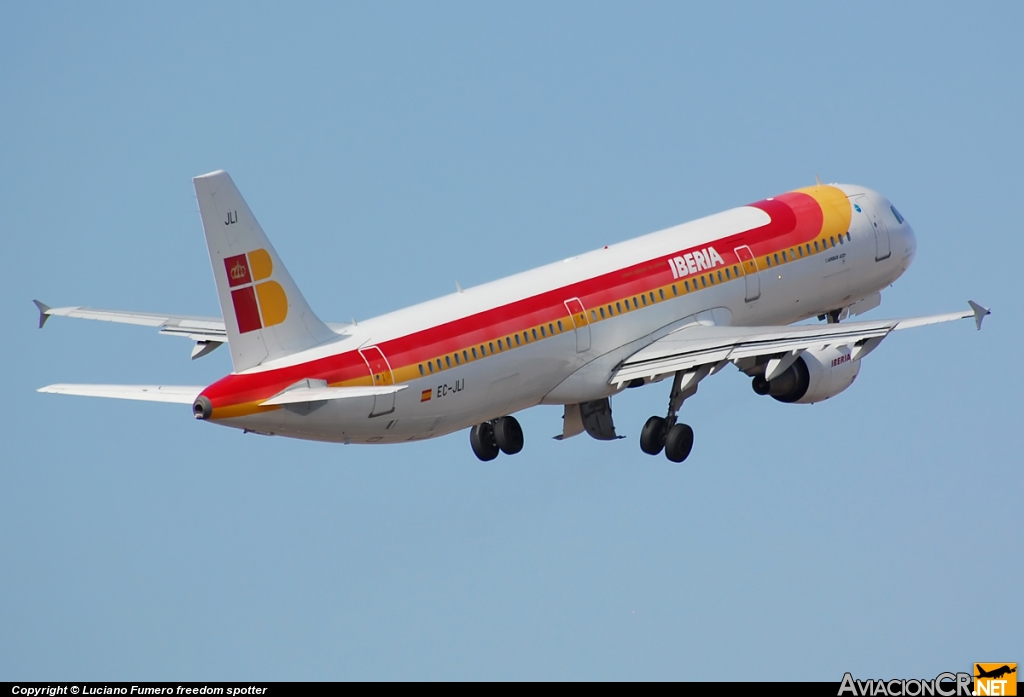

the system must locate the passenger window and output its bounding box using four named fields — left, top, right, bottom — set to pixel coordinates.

left=725, top=268, right=731, bottom=279
left=428, top=362, right=434, bottom=373
left=557, top=320, right=563, bottom=332
left=814, top=241, right=820, bottom=252
left=718, top=271, right=723, bottom=283
left=766, top=256, right=772, bottom=267
left=419, top=364, right=424, bottom=375
left=616, top=302, right=622, bottom=313
left=623, top=299, right=630, bottom=310
left=649, top=292, right=655, bottom=303
left=659, top=289, right=665, bottom=300
left=437, top=359, right=443, bottom=370
left=782, top=251, right=787, bottom=262
left=830, top=236, right=836, bottom=247
left=641, top=295, right=647, bottom=306
left=514, top=335, right=520, bottom=346
left=633, top=296, right=638, bottom=307
left=701, top=276, right=707, bottom=288
left=472, top=347, right=477, bottom=359
left=497, top=339, right=503, bottom=351
left=684, top=280, right=690, bottom=292
left=532, top=328, right=538, bottom=340
left=489, top=342, right=495, bottom=352
left=590, top=310, right=597, bottom=321
left=672, top=285, right=677, bottom=296
left=890, top=206, right=904, bottom=224
left=774, top=253, right=780, bottom=265
left=806, top=244, right=811, bottom=255
left=846, top=232, right=851, bottom=242
left=599, top=307, right=606, bottom=318
left=445, top=356, right=451, bottom=368
left=479, top=345, right=485, bottom=356
left=838, top=234, right=844, bottom=244
left=797, top=246, right=803, bottom=257
left=548, top=323, right=554, bottom=334
left=523, top=332, right=529, bottom=343
left=454, top=353, right=460, bottom=365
